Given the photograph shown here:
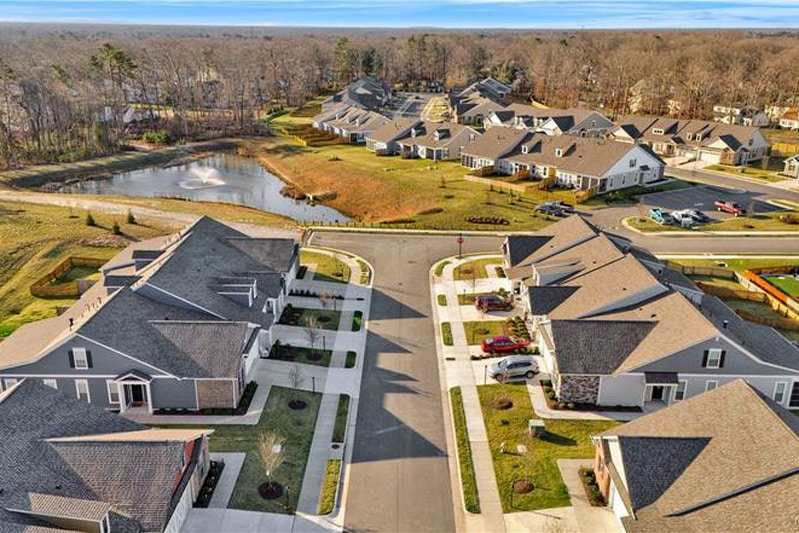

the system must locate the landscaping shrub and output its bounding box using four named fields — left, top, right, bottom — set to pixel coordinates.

left=126, top=210, right=136, bottom=224
left=351, top=310, right=363, bottom=331
left=143, top=131, right=172, bottom=144
left=441, top=322, right=454, bottom=346
left=317, top=460, right=342, bottom=514
left=111, top=221, right=121, bottom=235
left=380, top=218, right=416, bottom=225
left=579, top=467, right=606, bottom=506
left=779, top=213, right=799, bottom=225
left=465, top=216, right=510, bottom=225
left=418, top=207, right=444, bottom=215
left=85, top=212, right=96, bottom=226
